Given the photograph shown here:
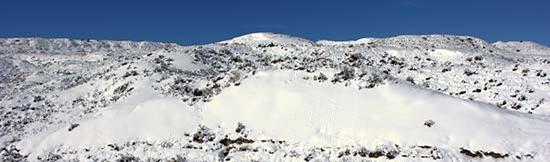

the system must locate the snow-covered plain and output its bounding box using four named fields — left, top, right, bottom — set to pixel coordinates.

left=1, top=33, right=550, bottom=161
